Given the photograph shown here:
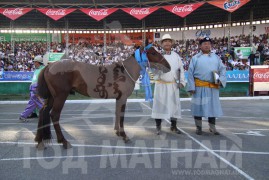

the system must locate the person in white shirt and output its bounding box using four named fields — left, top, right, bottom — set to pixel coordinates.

left=151, top=34, right=186, bottom=135
left=235, top=49, right=243, bottom=60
